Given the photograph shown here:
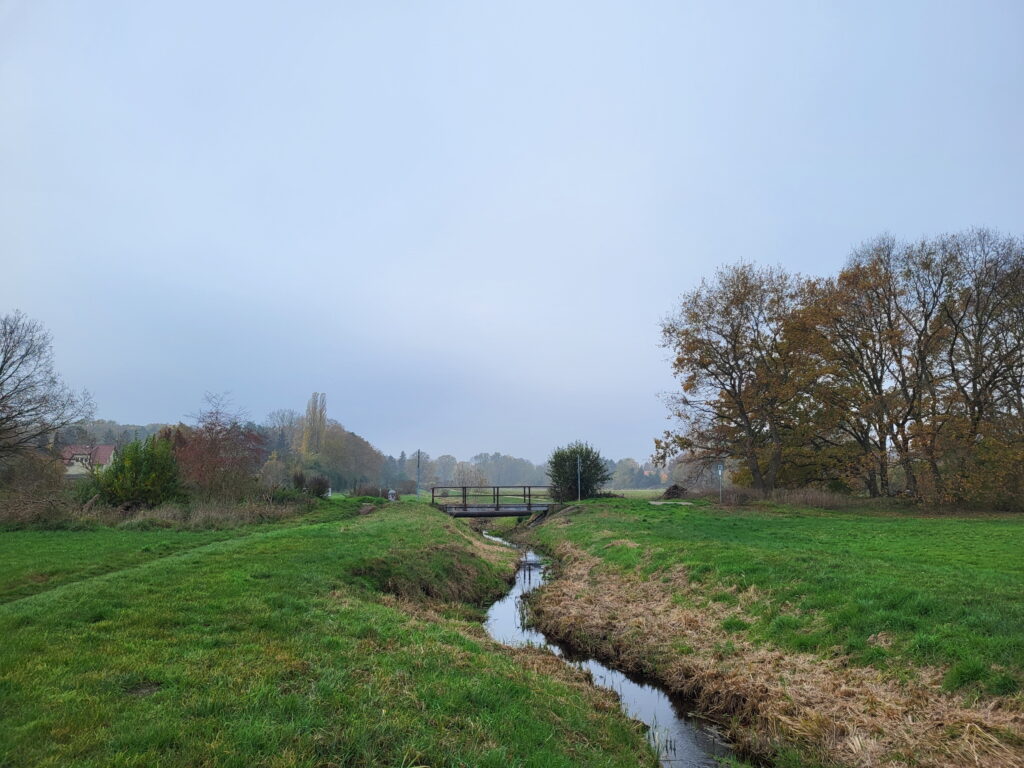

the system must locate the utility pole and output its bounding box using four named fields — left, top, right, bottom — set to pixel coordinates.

left=416, top=450, right=422, bottom=498
left=577, top=454, right=582, bottom=501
